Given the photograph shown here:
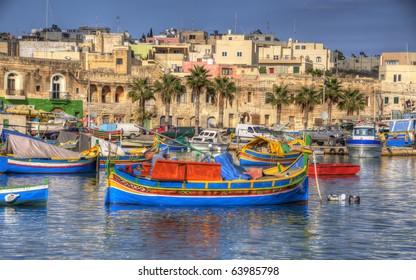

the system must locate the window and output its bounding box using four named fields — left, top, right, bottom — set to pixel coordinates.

left=394, top=75, right=397, bottom=82
left=273, top=55, right=279, bottom=60
left=316, top=56, right=322, bottom=62
left=247, top=92, right=252, bottom=103
left=269, top=68, right=274, bottom=74
left=380, top=74, right=385, bottom=80
left=293, top=66, right=299, bottom=74
left=222, top=68, right=233, bottom=75
left=76, top=88, right=79, bottom=94
left=295, top=46, right=300, bottom=50
left=386, top=60, right=399, bottom=65
left=228, top=36, right=232, bottom=40
left=52, top=75, right=61, bottom=99
left=189, top=35, right=196, bottom=40
left=284, top=55, right=290, bottom=59
left=384, top=97, right=389, bottom=104
left=301, top=45, right=306, bottom=50
left=222, top=51, right=228, bottom=57
left=398, top=74, right=402, bottom=82
left=394, top=97, right=399, bottom=104
left=265, top=37, right=271, bottom=41
left=7, top=73, right=16, bottom=90
left=237, top=51, right=242, bottom=57
left=116, top=58, right=123, bottom=65
left=36, top=85, right=40, bottom=92
left=177, top=93, right=186, bottom=103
